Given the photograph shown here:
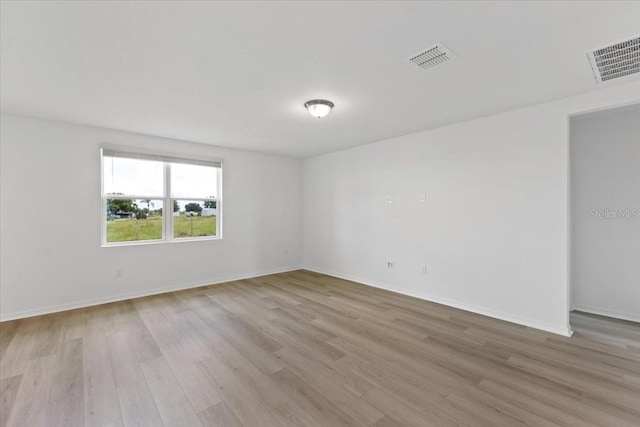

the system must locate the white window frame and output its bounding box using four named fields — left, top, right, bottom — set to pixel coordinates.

left=100, top=146, right=223, bottom=246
